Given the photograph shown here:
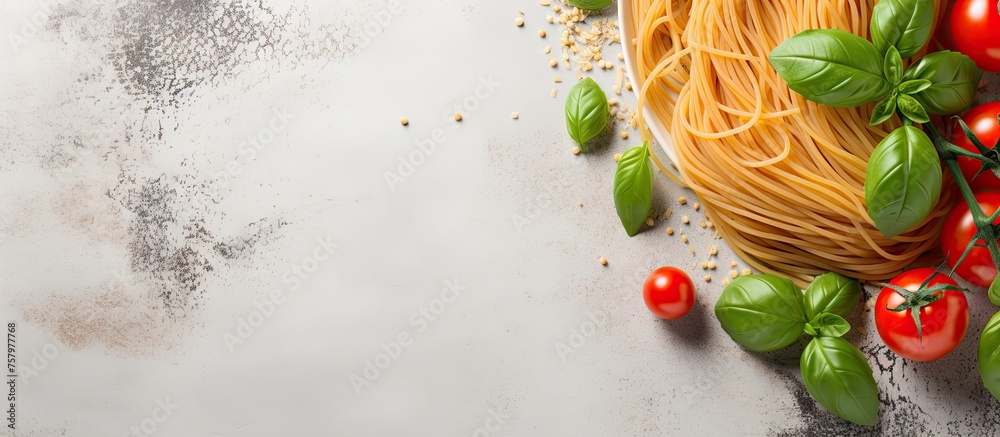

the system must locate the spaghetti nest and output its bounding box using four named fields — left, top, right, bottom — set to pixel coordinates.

left=628, top=0, right=953, bottom=286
